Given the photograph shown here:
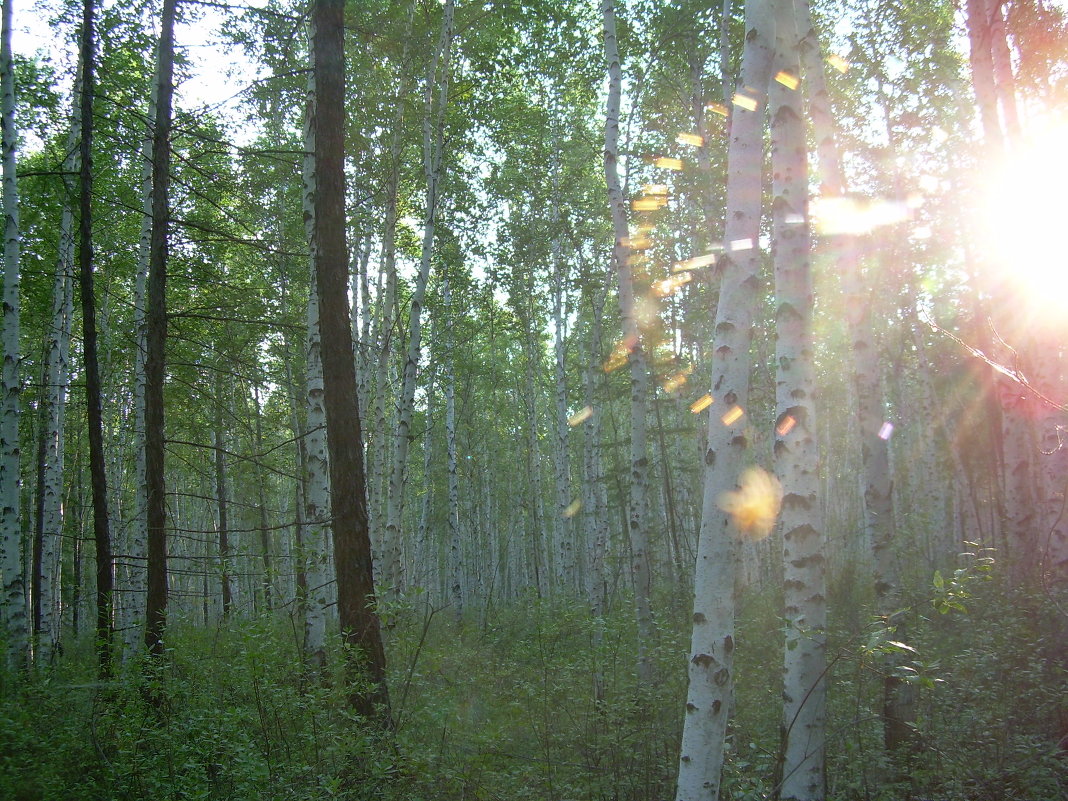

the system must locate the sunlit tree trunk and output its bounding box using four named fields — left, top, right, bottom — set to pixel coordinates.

left=795, top=0, right=915, bottom=754
left=602, top=0, right=655, bottom=686
left=770, top=0, right=826, bottom=795
left=0, top=0, right=25, bottom=670
left=676, top=0, right=774, bottom=794
left=384, top=0, right=454, bottom=595
left=213, top=371, right=232, bottom=617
